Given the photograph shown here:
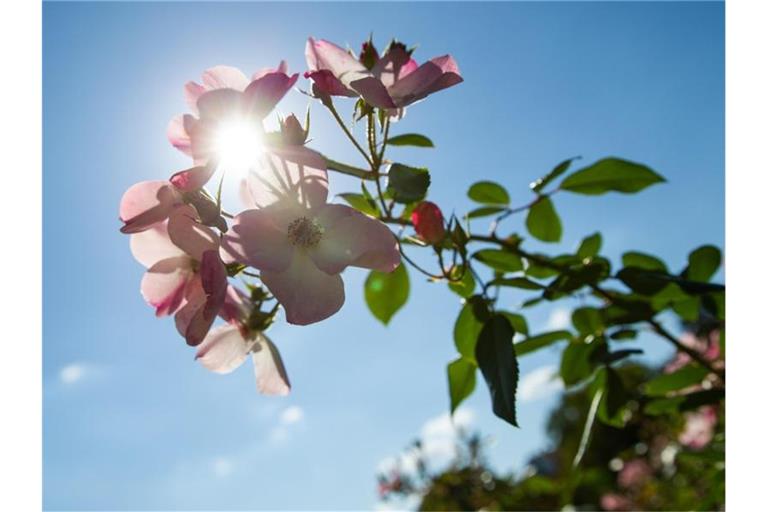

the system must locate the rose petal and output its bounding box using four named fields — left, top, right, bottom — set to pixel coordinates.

left=200, top=249, right=228, bottom=320
left=387, top=55, right=462, bottom=107
left=305, top=37, right=370, bottom=88
left=260, top=251, right=345, bottom=325
left=141, top=256, right=193, bottom=316
left=169, top=165, right=216, bottom=192
left=249, top=146, right=329, bottom=209
left=310, top=204, right=400, bottom=274
left=251, top=334, right=291, bottom=395
left=221, top=205, right=295, bottom=272
left=129, top=221, right=185, bottom=268
left=119, top=181, right=182, bottom=234
left=252, top=60, right=288, bottom=81
left=219, top=285, right=250, bottom=324
left=195, top=324, right=253, bottom=374
left=349, top=76, right=397, bottom=109
left=167, top=205, right=219, bottom=261
left=184, top=81, right=207, bottom=113
left=167, top=115, right=193, bottom=156
left=305, top=69, right=358, bottom=97
left=201, top=65, right=250, bottom=92
left=196, top=88, right=246, bottom=122
left=244, top=71, right=299, bottom=119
